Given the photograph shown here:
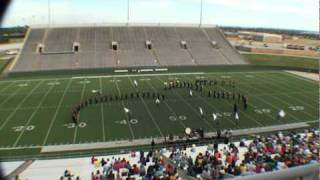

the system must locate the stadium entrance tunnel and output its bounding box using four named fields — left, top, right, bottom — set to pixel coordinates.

left=145, top=40, right=153, bottom=50
left=73, top=42, right=80, bottom=52
left=111, top=41, right=118, bottom=51
left=36, top=43, right=44, bottom=54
